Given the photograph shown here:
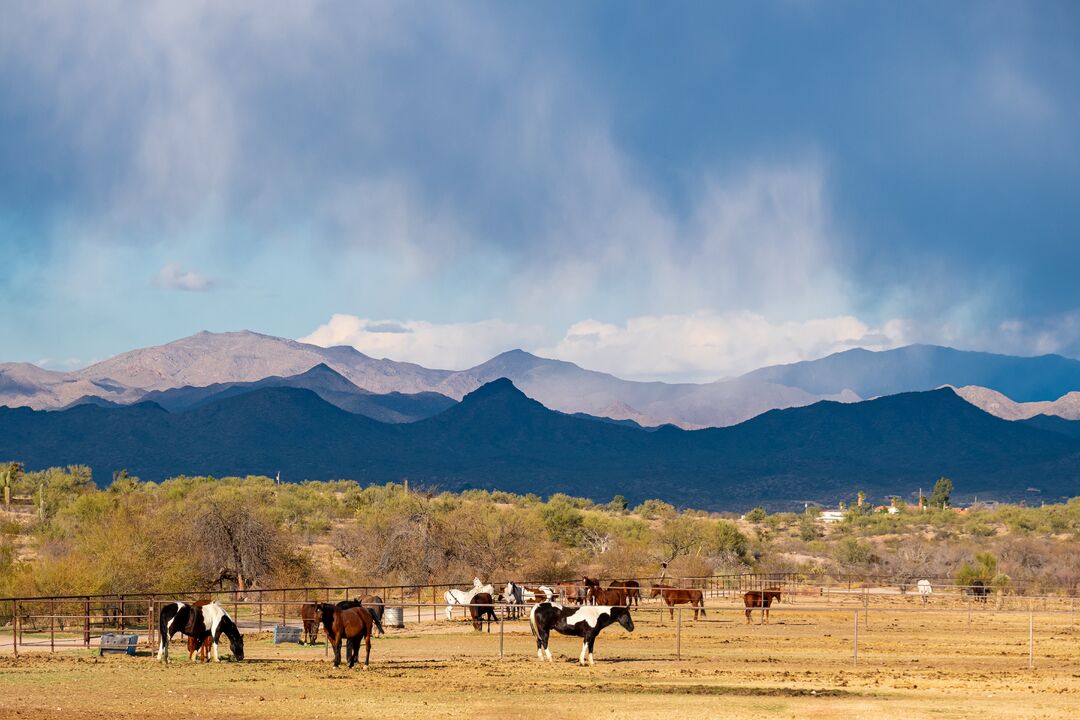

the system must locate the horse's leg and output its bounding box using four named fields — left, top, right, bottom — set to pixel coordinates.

left=578, top=637, right=588, bottom=666
left=363, top=629, right=371, bottom=668
left=745, top=607, right=751, bottom=624
left=332, top=637, right=342, bottom=668
left=587, top=634, right=597, bottom=666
